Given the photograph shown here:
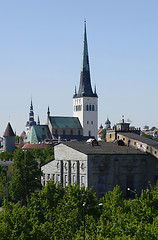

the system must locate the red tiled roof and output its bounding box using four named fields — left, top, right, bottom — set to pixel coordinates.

left=22, top=143, right=53, bottom=150
left=20, top=131, right=26, bottom=137
left=98, top=129, right=103, bottom=134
